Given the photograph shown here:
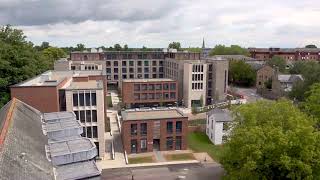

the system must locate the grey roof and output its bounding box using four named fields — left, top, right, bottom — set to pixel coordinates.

left=123, top=78, right=175, bottom=83
left=278, top=74, right=303, bottom=83
left=122, top=109, right=186, bottom=121
left=43, top=112, right=76, bottom=122
left=207, top=108, right=232, bottom=122
left=55, top=160, right=100, bottom=180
